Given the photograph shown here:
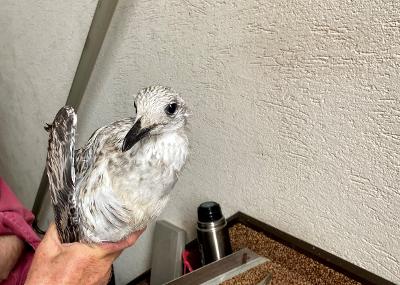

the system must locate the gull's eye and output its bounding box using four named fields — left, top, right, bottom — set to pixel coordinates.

left=165, top=103, right=177, bottom=116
